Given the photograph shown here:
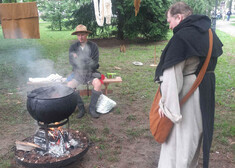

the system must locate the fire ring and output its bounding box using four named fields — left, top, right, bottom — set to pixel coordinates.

left=15, top=130, right=90, bottom=168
